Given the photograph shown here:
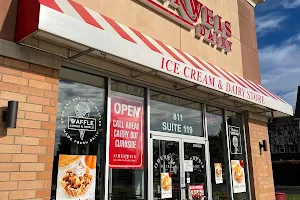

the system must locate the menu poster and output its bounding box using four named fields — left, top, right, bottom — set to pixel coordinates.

left=231, top=160, right=246, bottom=193
left=161, top=173, right=172, bottom=198
left=189, top=184, right=204, bottom=200
left=109, top=96, right=144, bottom=169
left=56, top=155, right=96, bottom=200
left=229, top=126, right=242, bottom=155
left=214, top=163, right=223, bottom=184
